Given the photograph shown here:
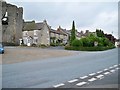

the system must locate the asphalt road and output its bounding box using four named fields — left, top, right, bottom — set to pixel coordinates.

left=2, top=48, right=119, bottom=88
